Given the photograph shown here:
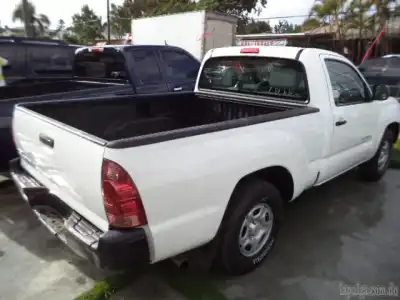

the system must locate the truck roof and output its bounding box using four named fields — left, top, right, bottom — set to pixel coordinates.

left=208, top=46, right=344, bottom=60
left=76, top=44, right=191, bottom=53
left=0, top=36, right=69, bottom=46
